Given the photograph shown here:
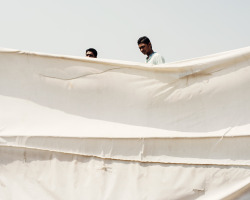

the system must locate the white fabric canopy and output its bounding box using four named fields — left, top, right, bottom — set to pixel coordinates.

left=0, top=47, right=250, bottom=199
